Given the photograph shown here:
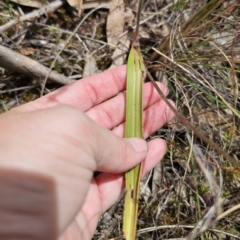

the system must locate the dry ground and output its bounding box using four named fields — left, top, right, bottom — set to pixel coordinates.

left=0, top=0, right=240, bottom=239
